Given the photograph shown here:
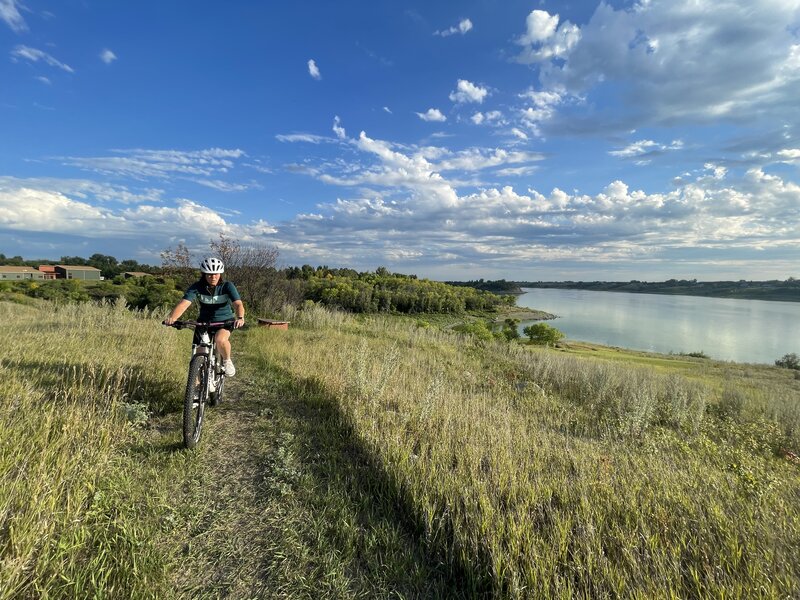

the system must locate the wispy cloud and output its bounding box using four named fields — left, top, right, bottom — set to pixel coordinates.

left=416, top=108, right=446, bottom=122
left=11, top=45, right=75, bottom=73
left=435, top=148, right=544, bottom=172
left=435, top=18, right=472, bottom=37
left=449, top=79, right=488, bottom=104
left=275, top=133, right=332, bottom=144
left=307, top=58, right=321, bottom=80
left=495, top=165, right=538, bottom=177
left=195, top=179, right=255, bottom=192
left=57, top=148, right=248, bottom=189
left=0, top=176, right=164, bottom=204
left=0, top=0, right=27, bottom=33
left=99, top=49, right=117, bottom=64
left=609, top=139, right=683, bottom=159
